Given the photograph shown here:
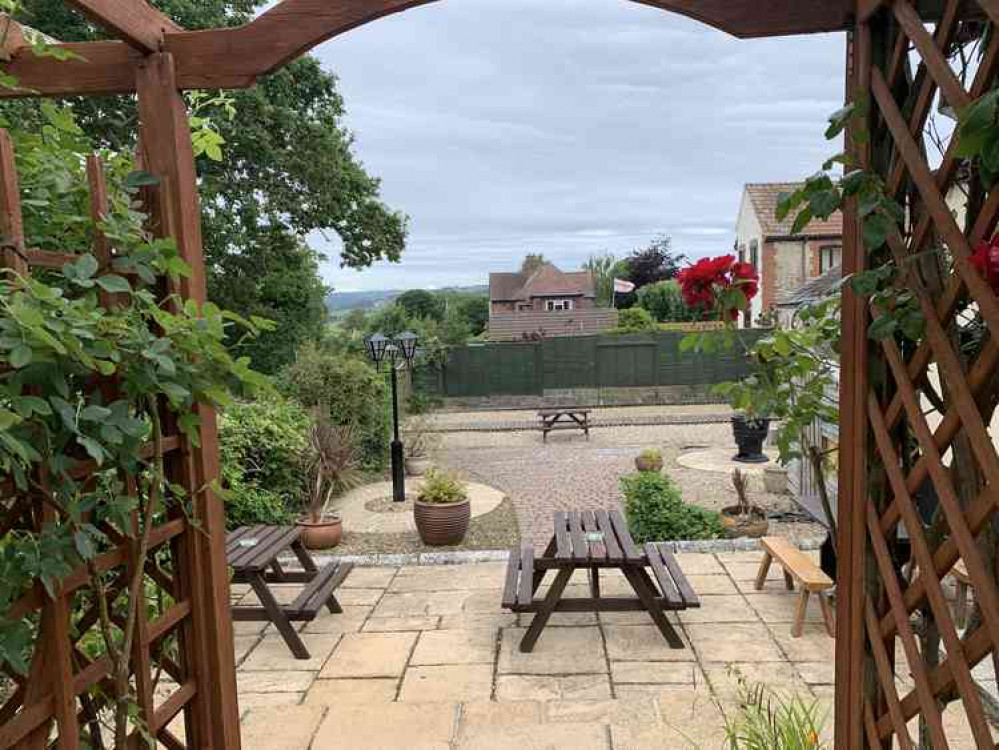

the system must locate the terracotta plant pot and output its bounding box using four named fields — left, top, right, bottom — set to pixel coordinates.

left=720, top=505, right=769, bottom=539
left=413, top=498, right=470, bottom=546
left=732, top=416, right=770, bottom=463
left=635, top=454, right=664, bottom=472
left=297, top=516, right=343, bottom=550
left=763, top=466, right=789, bottom=495
left=406, top=457, right=432, bottom=477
